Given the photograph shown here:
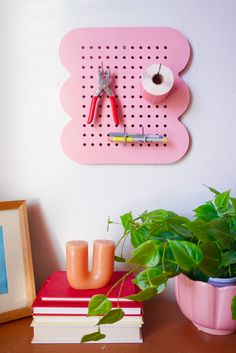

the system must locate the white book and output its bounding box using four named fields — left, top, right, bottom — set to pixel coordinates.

left=33, top=306, right=142, bottom=315
left=33, top=315, right=143, bottom=325
left=31, top=322, right=143, bottom=344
